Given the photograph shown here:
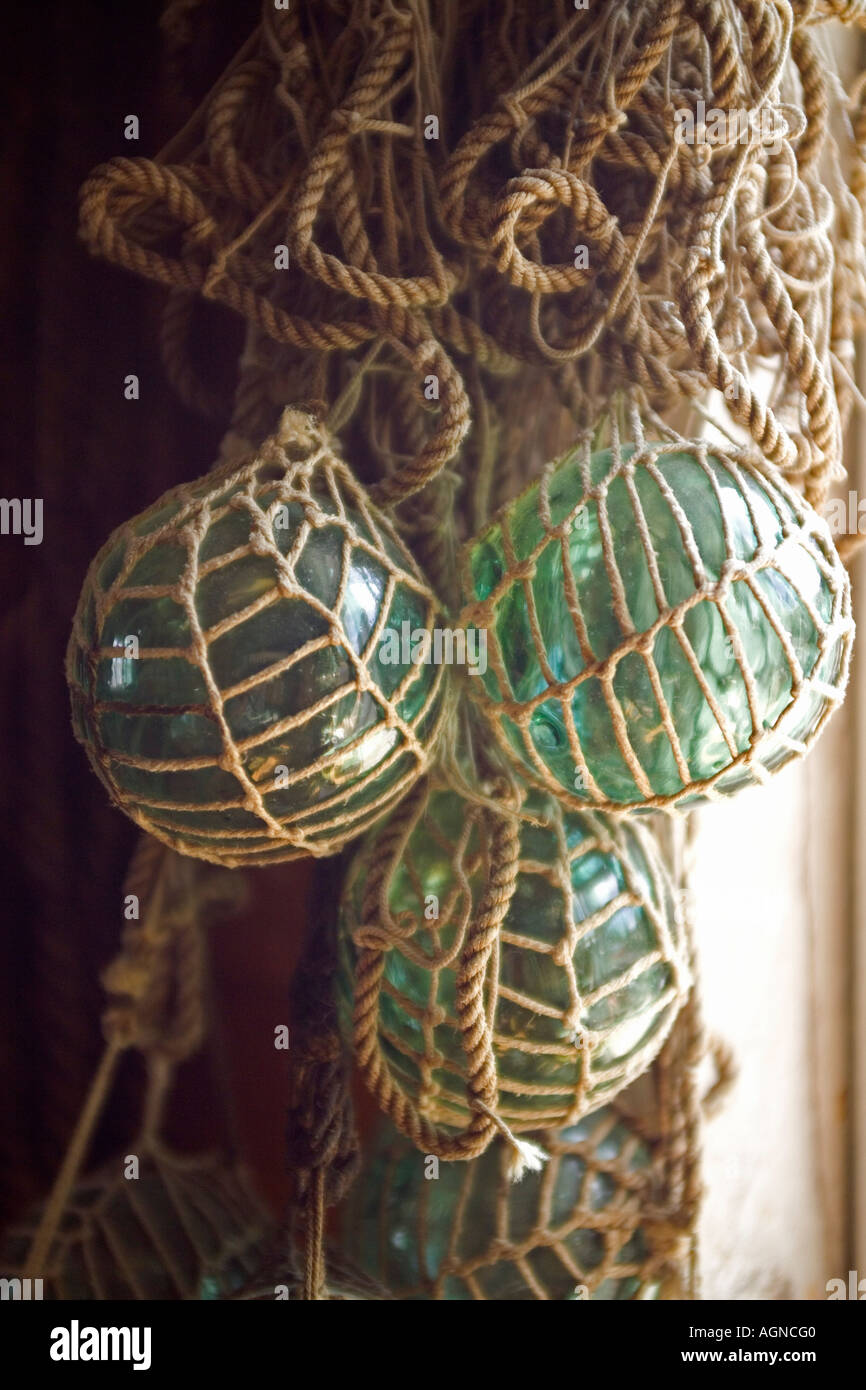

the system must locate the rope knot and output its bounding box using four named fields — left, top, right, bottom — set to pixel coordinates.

left=276, top=407, right=323, bottom=452
left=600, top=108, right=628, bottom=132
left=351, top=922, right=396, bottom=951
left=247, top=522, right=273, bottom=556
left=507, top=560, right=535, bottom=583
left=410, top=337, right=441, bottom=373
left=484, top=1237, right=513, bottom=1260
left=552, top=938, right=573, bottom=968
left=499, top=94, right=528, bottom=129
left=564, top=1005, right=584, bottom=1037
left=333, top=107, right=364, bottom=135
left=581, top=106, right=627, bottom=134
